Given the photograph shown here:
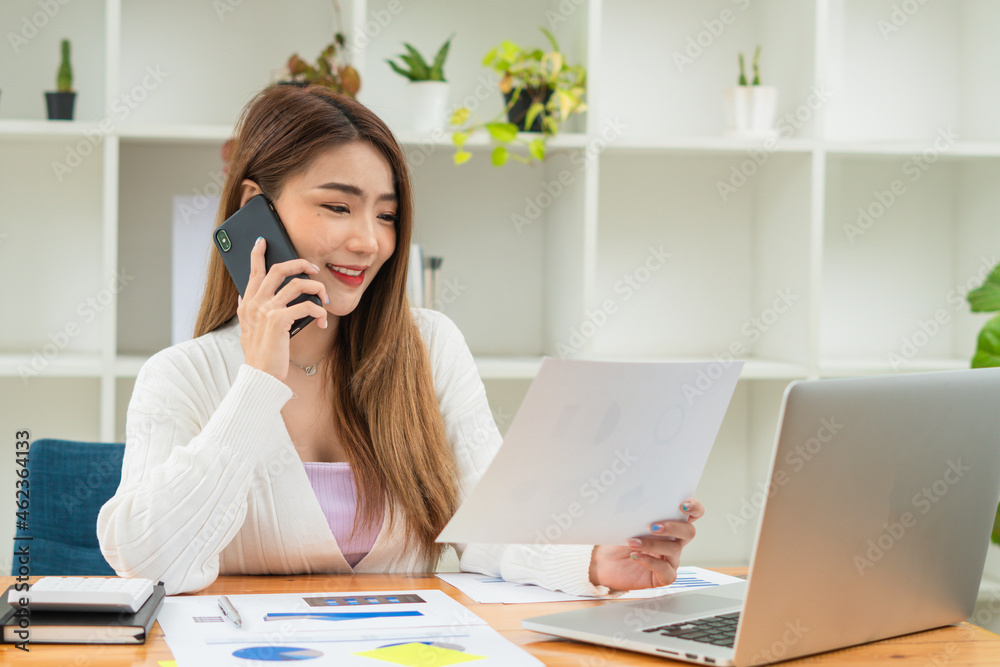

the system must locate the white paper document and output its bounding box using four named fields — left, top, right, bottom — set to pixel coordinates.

left=157, top=588, right=541, bottom=666
left=437, top=566, right=744, bottom=604
left=438, top=359, right=742, bottom=545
